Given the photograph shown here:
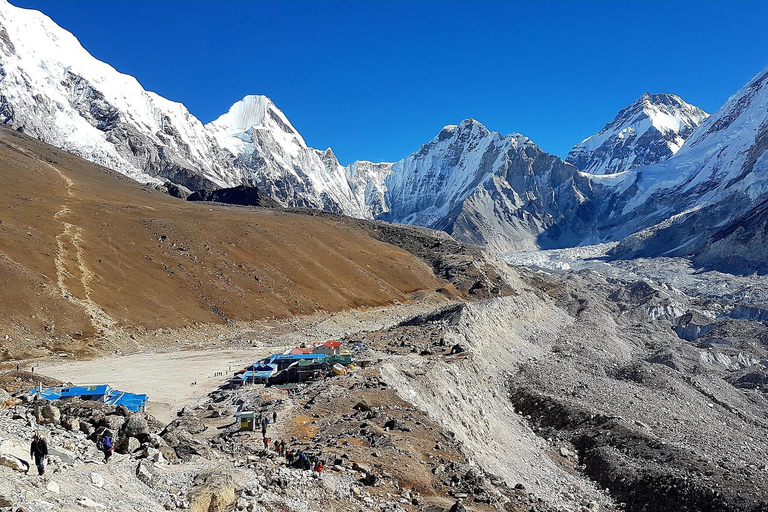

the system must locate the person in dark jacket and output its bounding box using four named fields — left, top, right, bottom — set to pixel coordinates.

left=103, top=431, right=114, bottom=463
left=29, top=433, right=48, bottom=475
